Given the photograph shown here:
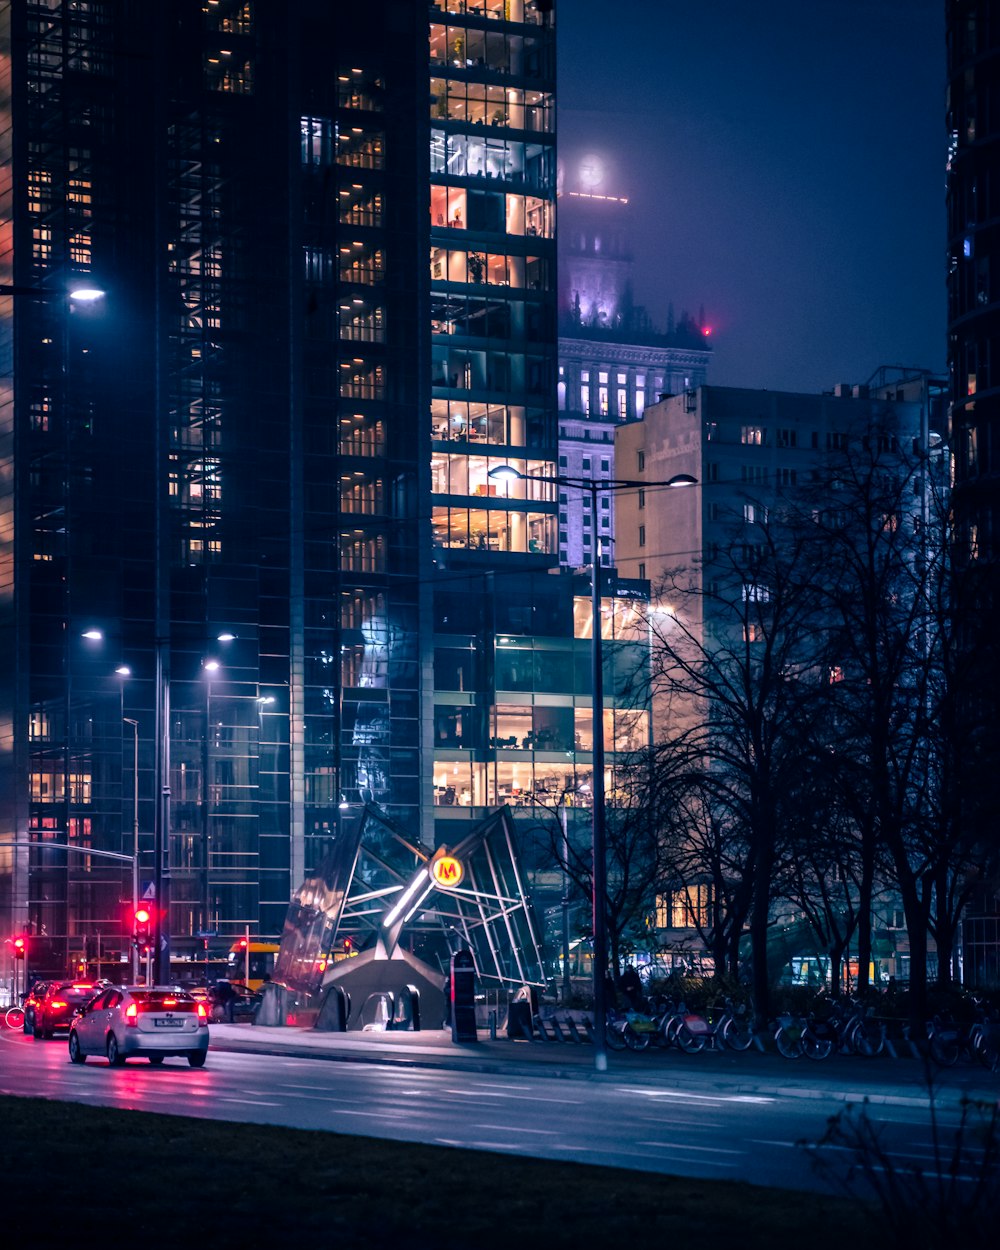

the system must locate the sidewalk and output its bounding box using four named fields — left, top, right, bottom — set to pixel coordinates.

left=207, top=1021, right=1000, bottom=1110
